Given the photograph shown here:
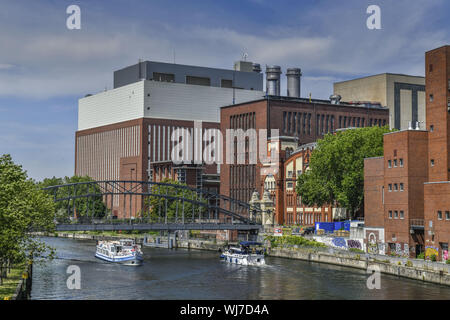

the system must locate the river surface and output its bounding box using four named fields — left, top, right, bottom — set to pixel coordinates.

left=31, top=237, right=450, bottom=300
